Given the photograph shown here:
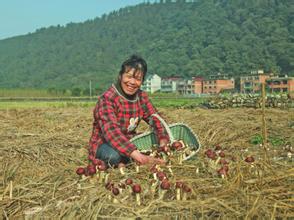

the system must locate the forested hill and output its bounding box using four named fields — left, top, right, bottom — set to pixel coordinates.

left=0, top=0, right=293, bottom=91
